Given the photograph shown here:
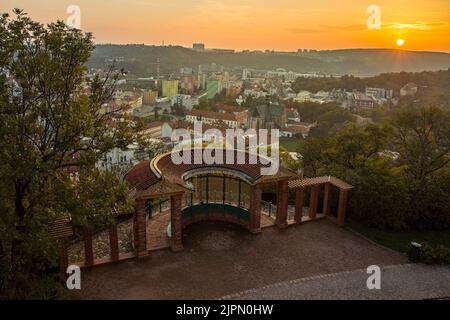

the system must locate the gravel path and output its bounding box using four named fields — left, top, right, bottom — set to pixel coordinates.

left=222, top=264, right=450, bottom=300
